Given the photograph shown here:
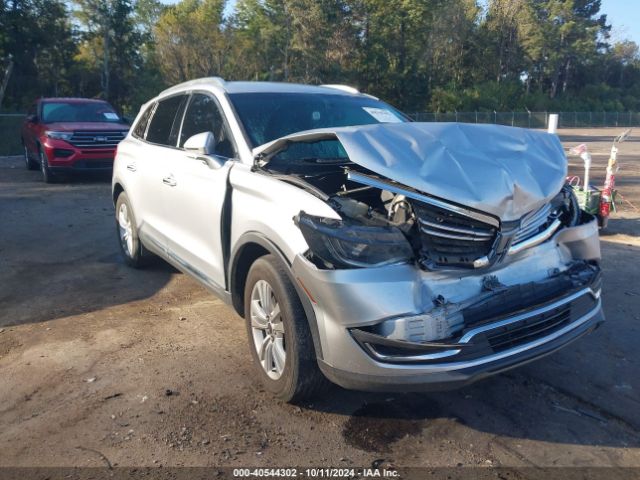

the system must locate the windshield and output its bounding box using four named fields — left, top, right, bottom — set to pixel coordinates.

left=42, top=102, right=123, bottom=123
left=228, top=92, right=408, bottom=164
